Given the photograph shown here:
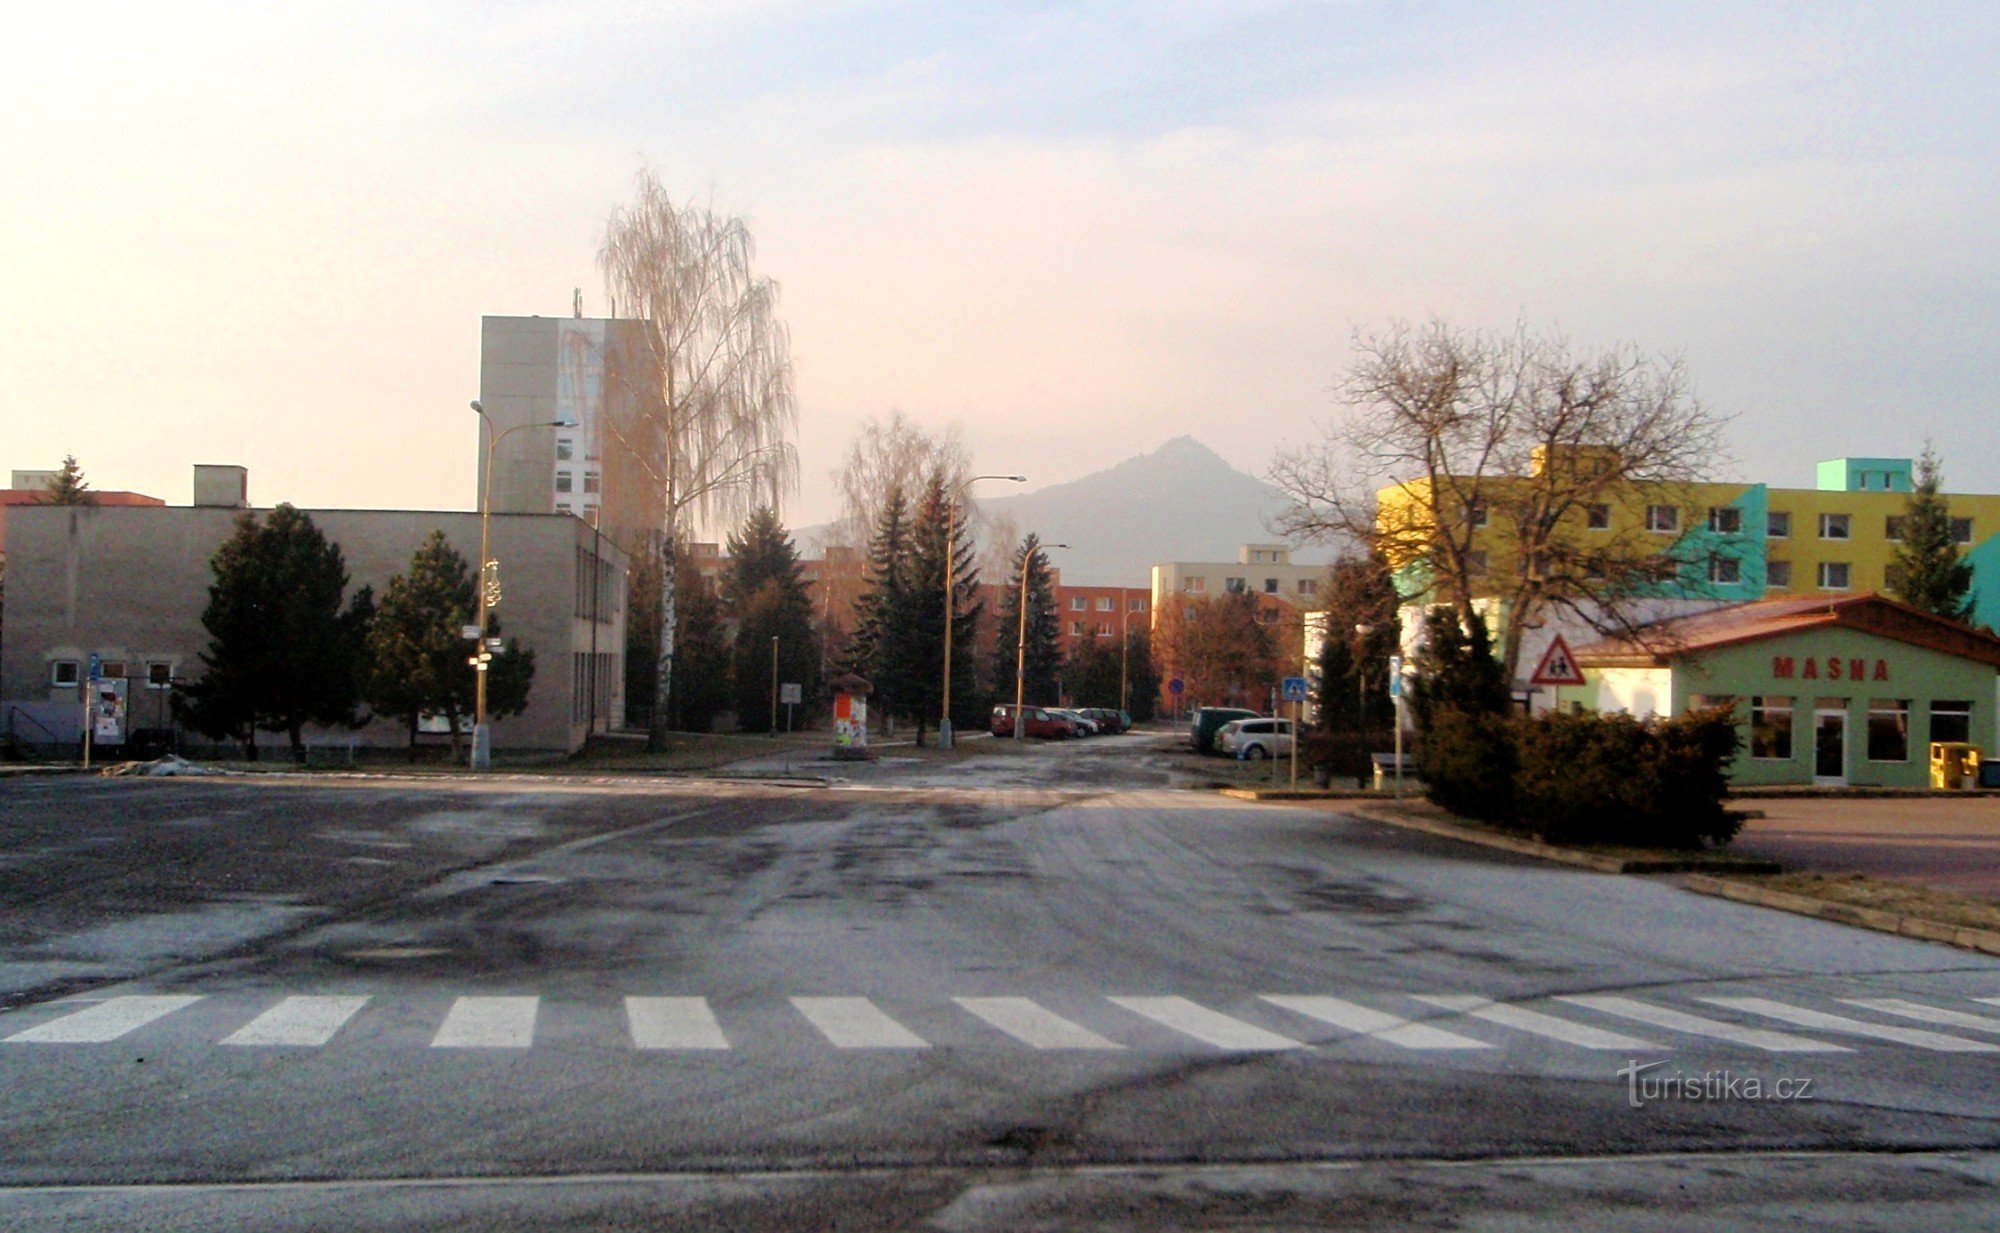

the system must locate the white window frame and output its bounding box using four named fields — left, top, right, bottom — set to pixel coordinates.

left=1646, top=505, right=1679, bottom=533
left=1818, top=561, right=1851, bottom=590
left=1767, top=510, right=1791, bottom=539
left=1708, top=507, right=1742, bottom=534
left=51, top=660, right=80, bottom=688
left=1819, top=513, right=1850, bottom=540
